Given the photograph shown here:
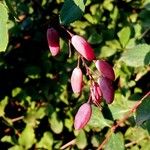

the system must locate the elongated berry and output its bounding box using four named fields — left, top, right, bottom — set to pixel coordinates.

left=71, top=35, right=96, bottom=61
left=95, top=60, right=115, bottom=81
left=47, top=28, right=60, bottom=56
left=71, top=67, right=83, bottom=93
left=90, top=82, right=102, bottom=106
left=74, top=103, right=92, bottom=130
left=98, top=77, right=114, bottom=104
